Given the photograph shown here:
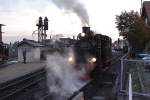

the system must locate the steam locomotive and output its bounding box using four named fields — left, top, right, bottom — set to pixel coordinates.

left=69, top=27, right=112, bottom=79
